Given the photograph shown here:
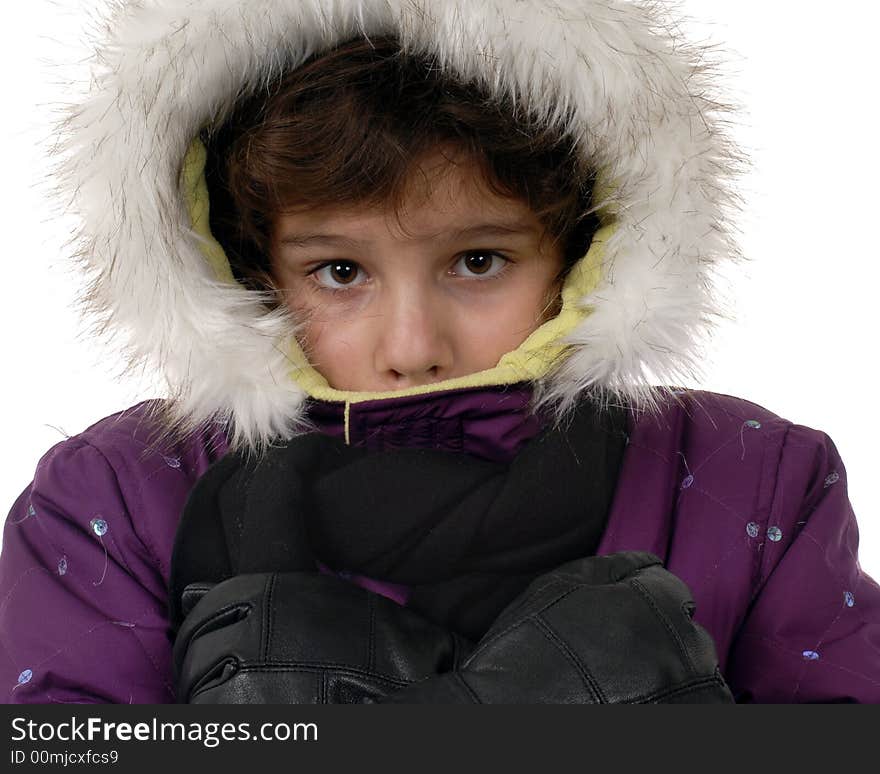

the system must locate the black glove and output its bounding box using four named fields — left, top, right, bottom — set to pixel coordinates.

left=378, top=551, right=735, bottom=703
left=172, top=571, right=475, bottom=703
